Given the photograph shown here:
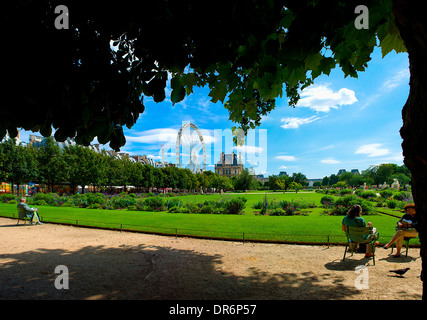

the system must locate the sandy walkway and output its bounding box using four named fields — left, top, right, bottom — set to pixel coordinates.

left=0, top=217, right=422, bottom=300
